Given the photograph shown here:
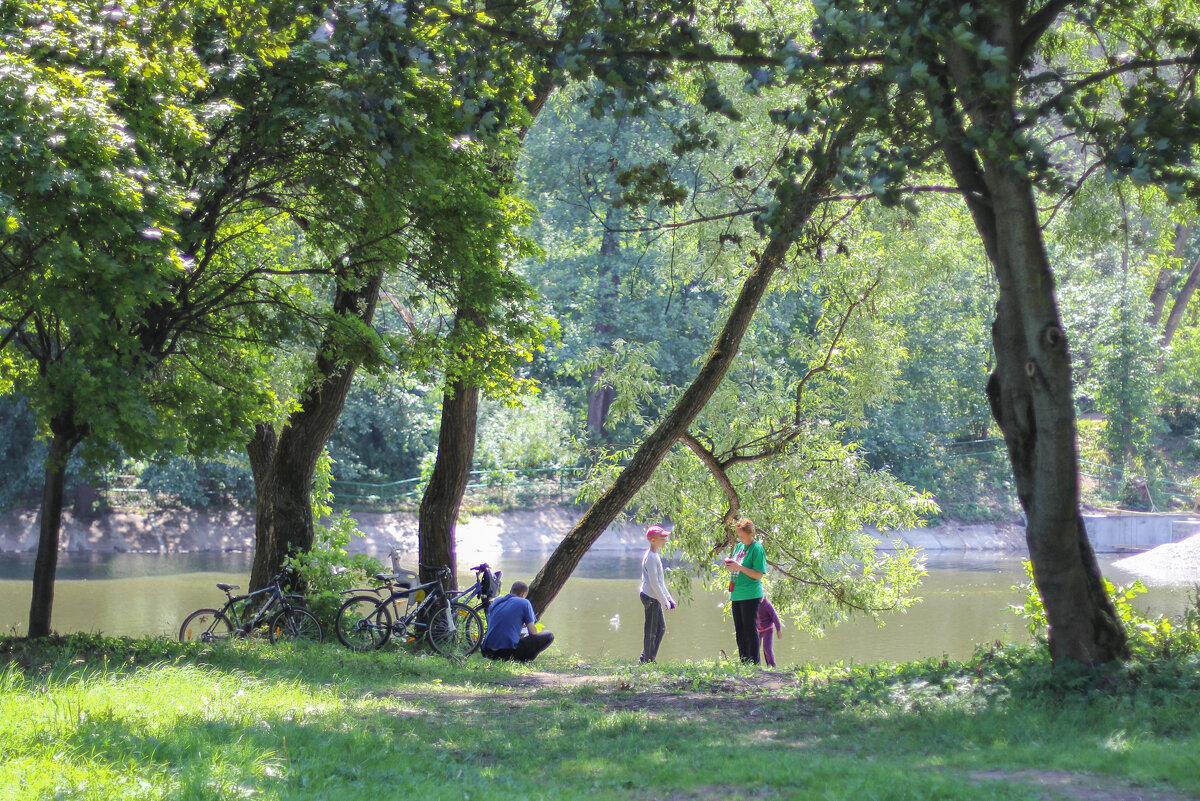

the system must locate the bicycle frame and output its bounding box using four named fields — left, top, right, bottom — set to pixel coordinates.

left=378, top=575, right=449, bottom=635
left=180, top=569, right=323, bottom=644
left=449, top=563, right=501, bottom=610
left=333, top=564, right=483, bottom=655
left=220, top=582, right=288, bottom=634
